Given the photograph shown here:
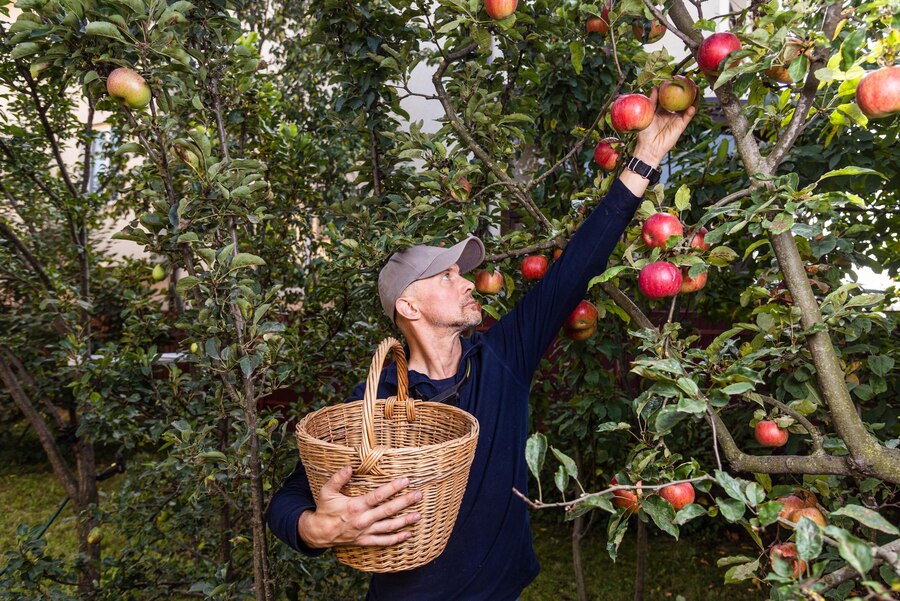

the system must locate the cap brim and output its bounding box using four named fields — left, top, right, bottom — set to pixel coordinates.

left=419, top=236, right=485, bottom=280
